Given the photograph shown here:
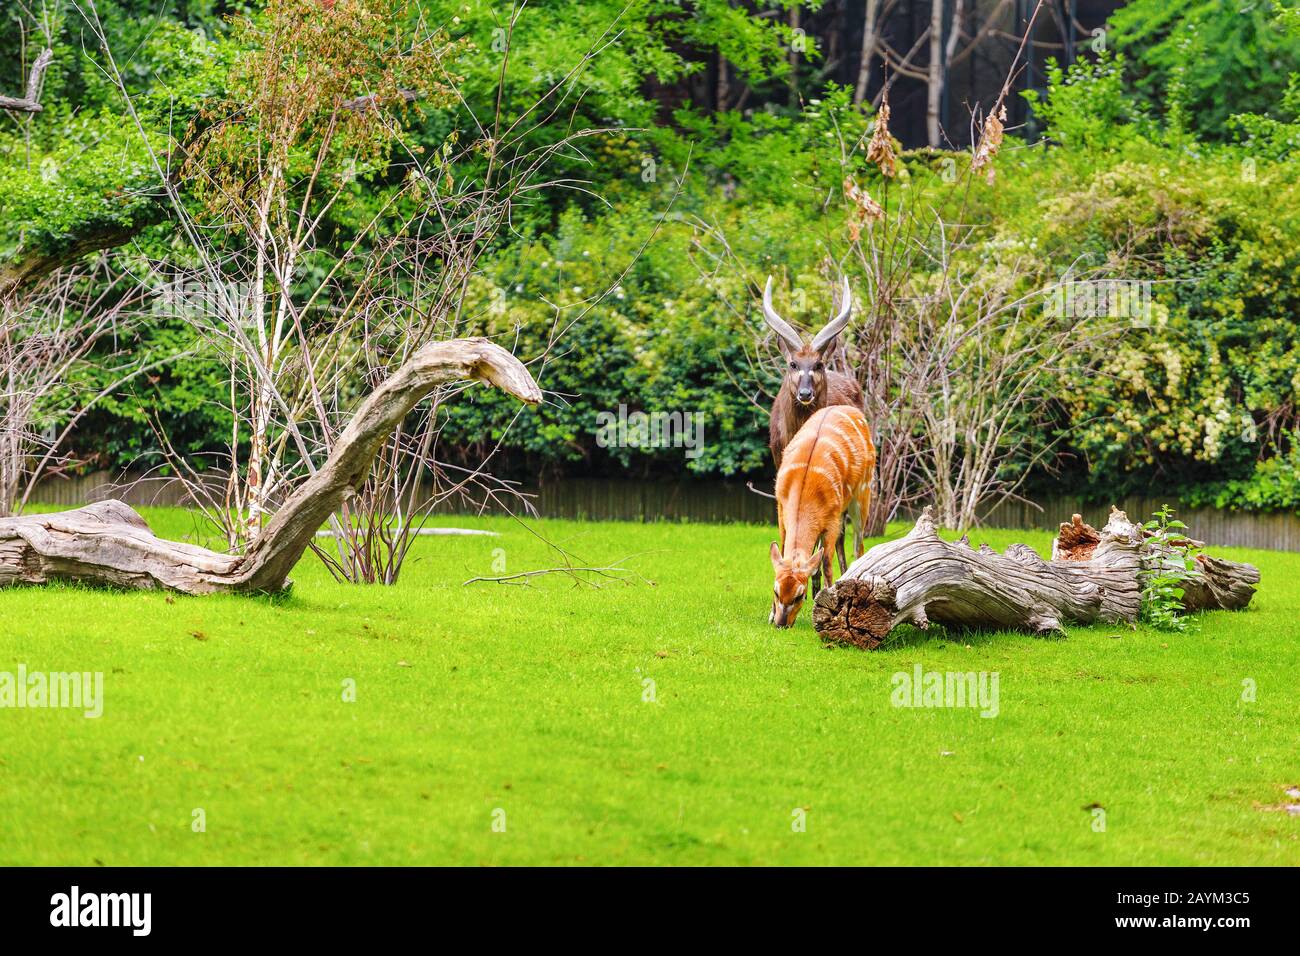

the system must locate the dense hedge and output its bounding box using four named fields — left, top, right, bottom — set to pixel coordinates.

left=430, top=68, right=1300, bottom=511
left=67, top=65, right=1300, bottom=510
